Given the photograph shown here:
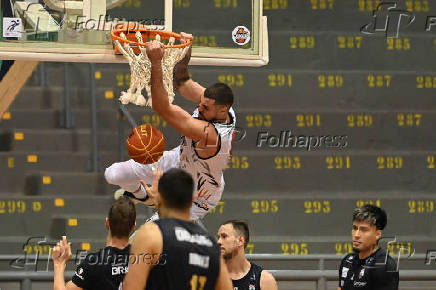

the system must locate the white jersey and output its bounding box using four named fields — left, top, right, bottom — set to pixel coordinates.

left=179, top=107, right=236, bottom=219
